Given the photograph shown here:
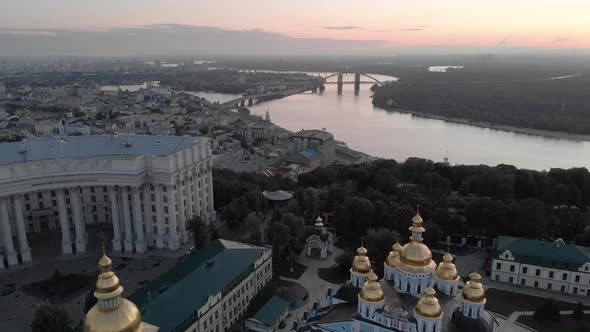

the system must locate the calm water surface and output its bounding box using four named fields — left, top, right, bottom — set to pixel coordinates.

left=244, top=73, right=590, bottom=170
